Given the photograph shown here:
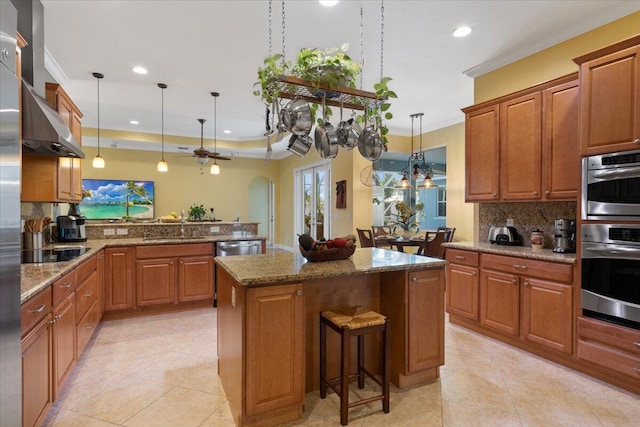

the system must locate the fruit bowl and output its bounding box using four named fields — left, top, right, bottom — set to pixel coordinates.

left=299, top=245, right=356, bottom=262
left=160, top=217, right=181, bottom=223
